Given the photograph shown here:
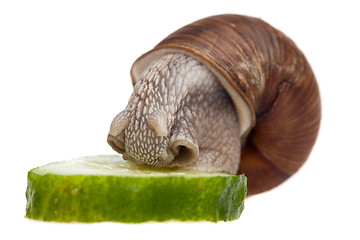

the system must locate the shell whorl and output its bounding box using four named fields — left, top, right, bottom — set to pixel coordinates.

left=130, top=14, right=321, bottom=196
